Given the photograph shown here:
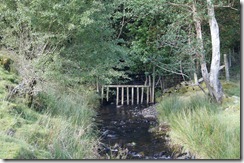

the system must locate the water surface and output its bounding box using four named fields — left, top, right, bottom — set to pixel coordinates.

left=96, top=104, right=172, bottom=159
